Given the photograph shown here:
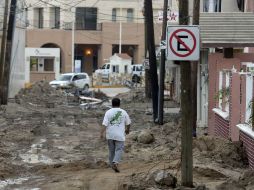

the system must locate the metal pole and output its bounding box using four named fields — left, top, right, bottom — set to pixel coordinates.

left=119, top=7, right=122, bottom=54
left=158, top=0, right=168, bottom=125
left=179, top=0, right=193, bottom=187
left=71, top=9, right=75, bottom=72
